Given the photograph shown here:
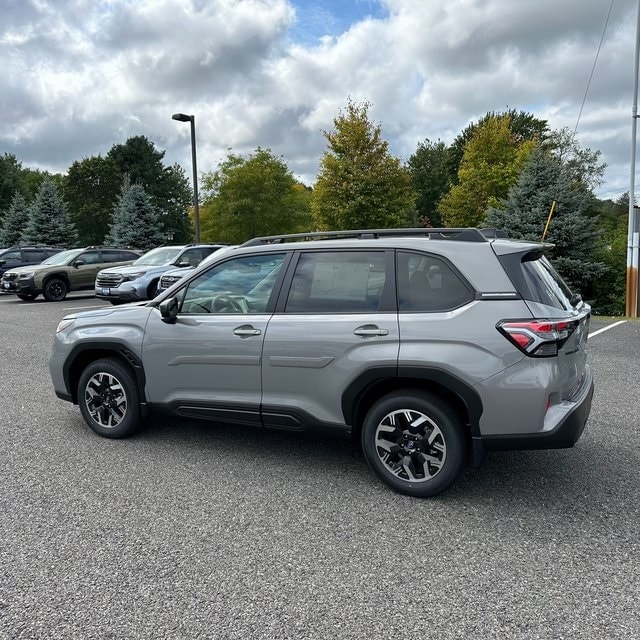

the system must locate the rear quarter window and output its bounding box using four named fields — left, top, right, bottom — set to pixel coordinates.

left=520, top=255, right=574, bottom=311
